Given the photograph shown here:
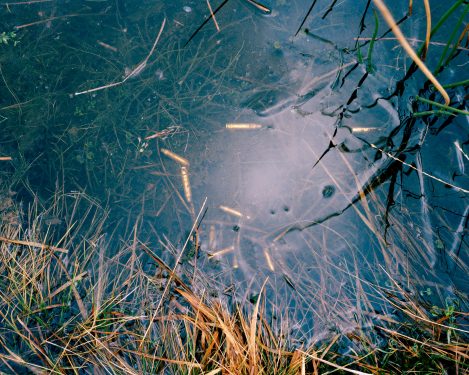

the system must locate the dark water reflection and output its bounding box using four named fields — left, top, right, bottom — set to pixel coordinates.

left=0, top=0, right=467, bottom=338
